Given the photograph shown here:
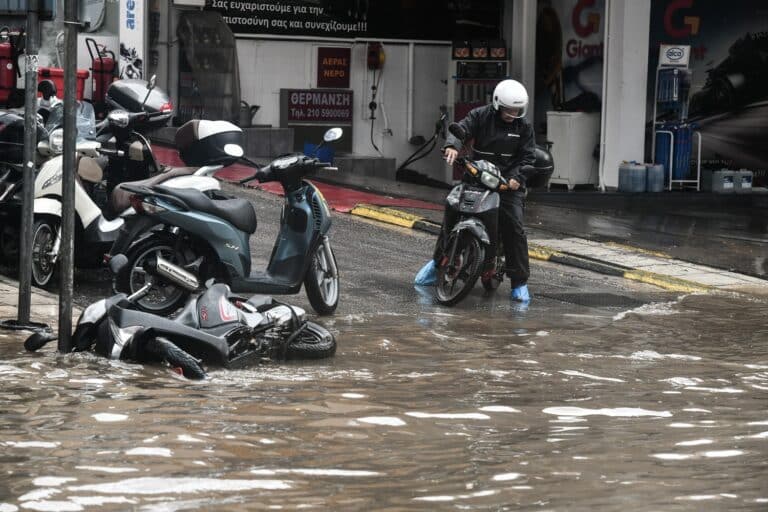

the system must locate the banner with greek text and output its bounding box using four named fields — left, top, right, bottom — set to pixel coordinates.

left=207, top=0, right=501, bottom=41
